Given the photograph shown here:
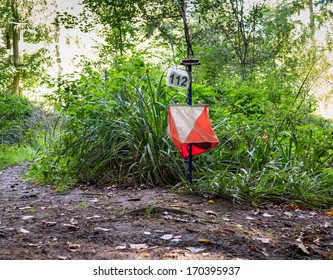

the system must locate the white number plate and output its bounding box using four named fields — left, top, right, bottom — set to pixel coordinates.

left=166, top=67, right=189, bottom=89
